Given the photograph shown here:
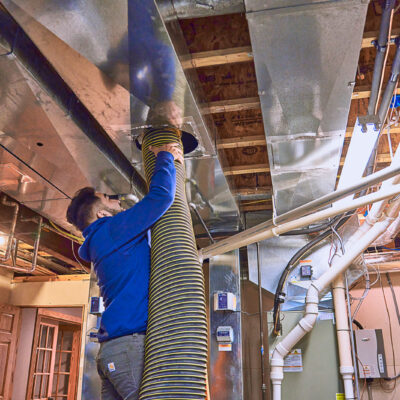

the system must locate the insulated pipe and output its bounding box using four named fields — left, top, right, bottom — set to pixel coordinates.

left=368, top=0, right=396, bottom=115
left=200, top=162, right=400, bottom=259
left=378, top=38, right=400, bottom=123
left=200, top=182, right=400, bottom=260
left=333, top=274, right=356, bottom=400
left=270, top=198, right=400, bottom=400
left=139, top=127, right=207, bottom=400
